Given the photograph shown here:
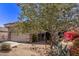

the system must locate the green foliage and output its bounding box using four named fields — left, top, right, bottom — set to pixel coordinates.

left=1, top=43, right=11, bottom=51
left=17, top=3, right=79, bottom=55
left=32, top=34, right=38, bottom=42
left=18, top=4, right=74, bottom=33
